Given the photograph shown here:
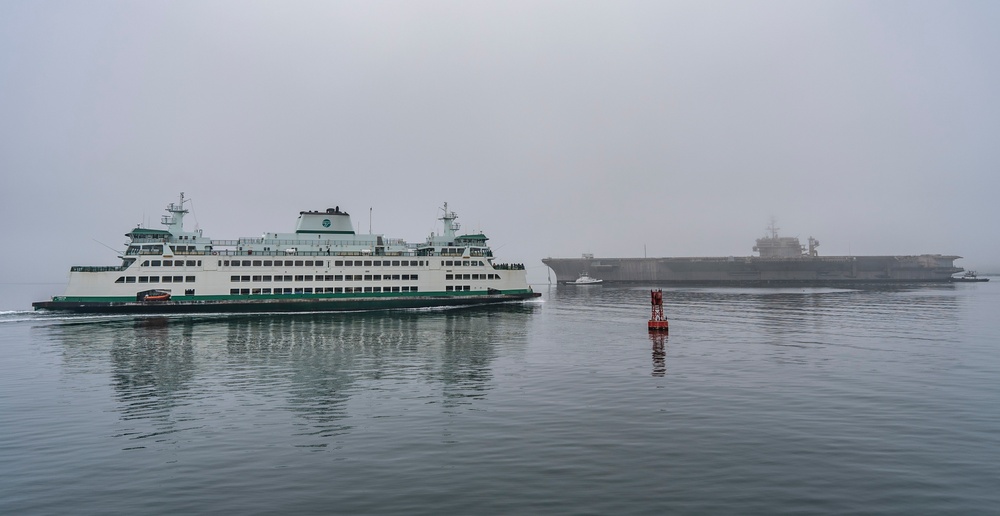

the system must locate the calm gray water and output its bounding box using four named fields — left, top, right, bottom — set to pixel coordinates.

left=2, top=282, right=999, bottom=515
